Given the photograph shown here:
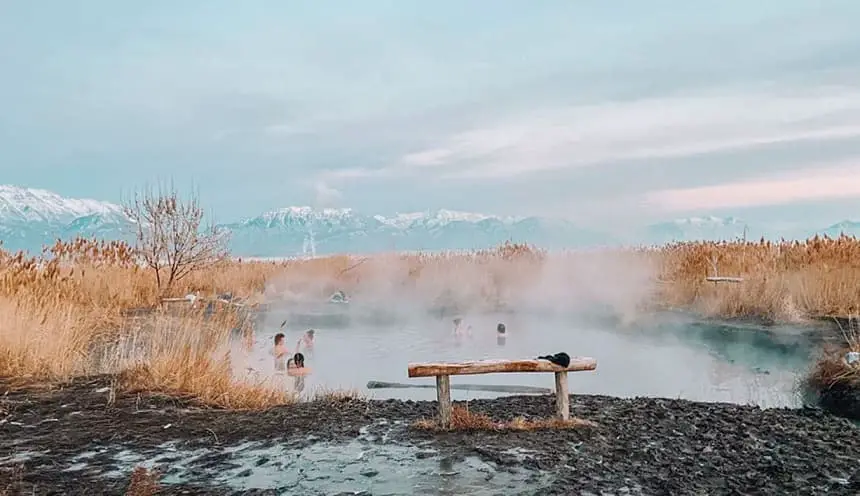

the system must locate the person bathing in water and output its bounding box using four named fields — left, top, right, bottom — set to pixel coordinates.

left=272, top=332, right=290, bottom=372
left=496, top=322, right=506, bottom=346
left=452, top=317, right=472, bottom=342
left=287, top=352, right=312, bottom=392
left=296, top=329, right=315, bottom=353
